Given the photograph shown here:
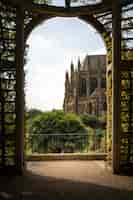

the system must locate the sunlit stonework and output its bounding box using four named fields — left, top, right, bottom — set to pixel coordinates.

left=64, top=55, right=106, bottom=115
